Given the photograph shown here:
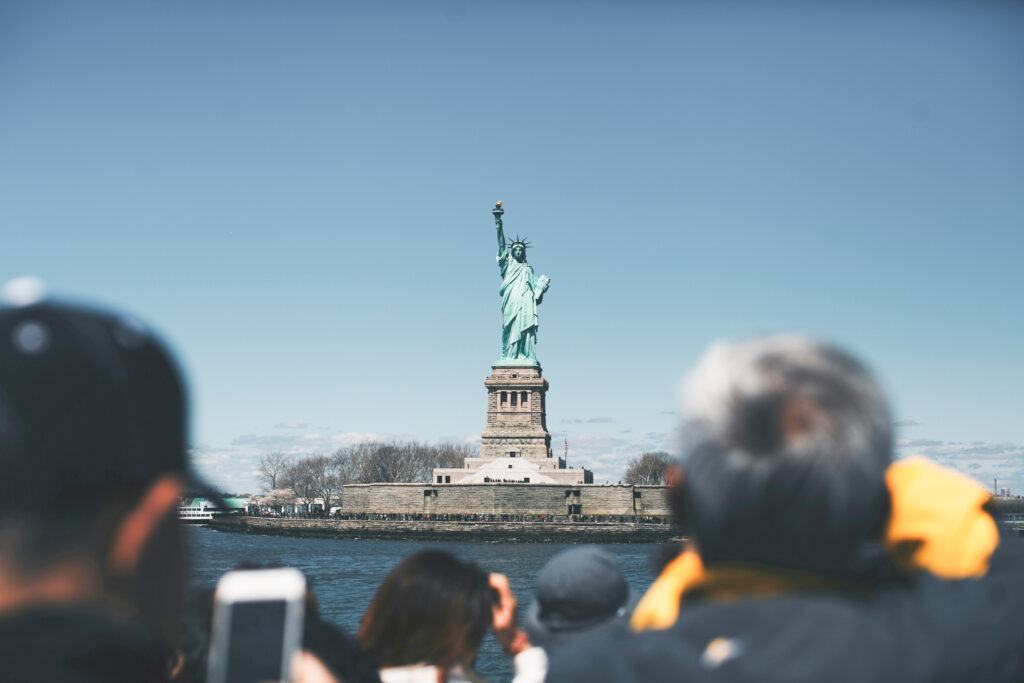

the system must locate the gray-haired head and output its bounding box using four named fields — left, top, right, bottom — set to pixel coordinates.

left=678, top=335, right=893, bottom=574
